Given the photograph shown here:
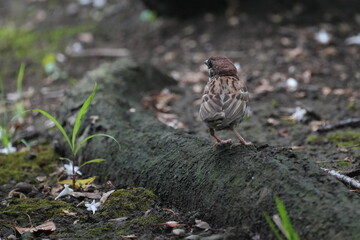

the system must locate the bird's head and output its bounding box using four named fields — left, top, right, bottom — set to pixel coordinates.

left=204, top=56, right=237, bottom=78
